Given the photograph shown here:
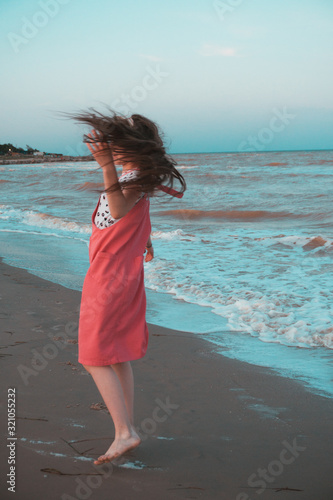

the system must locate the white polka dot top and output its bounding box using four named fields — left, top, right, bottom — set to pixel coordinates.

left=94, top=170, right=144, bottom=230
